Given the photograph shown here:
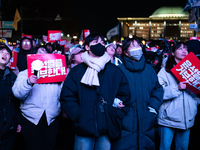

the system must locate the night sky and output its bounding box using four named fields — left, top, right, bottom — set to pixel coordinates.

left=3, top=0, right=187, bottom=37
